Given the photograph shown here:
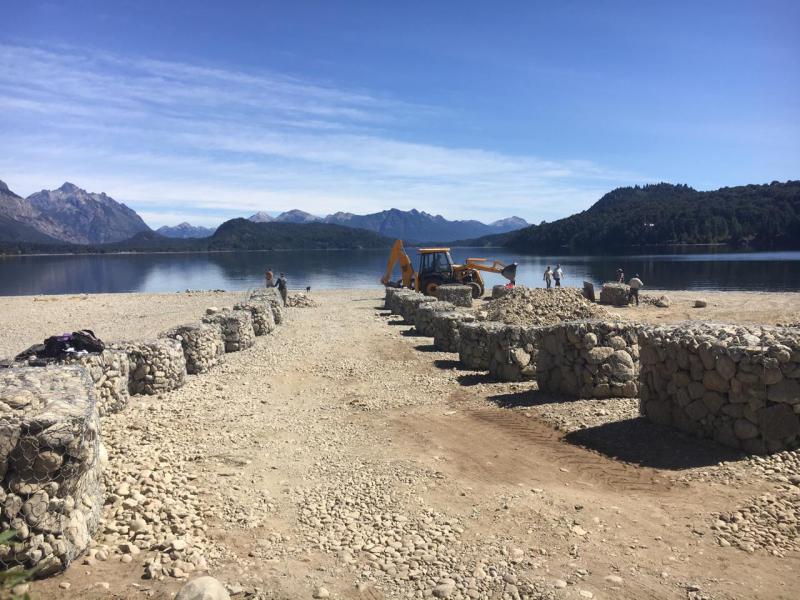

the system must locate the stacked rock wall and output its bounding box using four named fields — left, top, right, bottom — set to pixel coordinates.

left=249, top=288, right=284, bottom=324
left=432, top=311, right=476, bottom=353
left=487, top=325, right=539, bottom=382
left=234, top=302, right=276, bottom=336
left=62, top=349, right=130, bottom=416
left=160, top=323, right=224, bottom=375
left=458, top=322, right=508, bottom=371
left=535, top=321, right=640, bottom=399
left=386, top=288, right=417, bottom=315
left=117, top=338, right=187, bottom=396
left=491, top=285, right=512, bottom=299
left=639, top=323, right=800, bottom=453
left=599, top=283, right=629, bottom=306
left=398, top=293, right=437, bottom=325
left=0, top=366, right=102, bottom=575
left=203, top=310, right=256, bottom=353
left=413, top=301, right=455, bottom=337
left=434, top=284, right=473, bottom=307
